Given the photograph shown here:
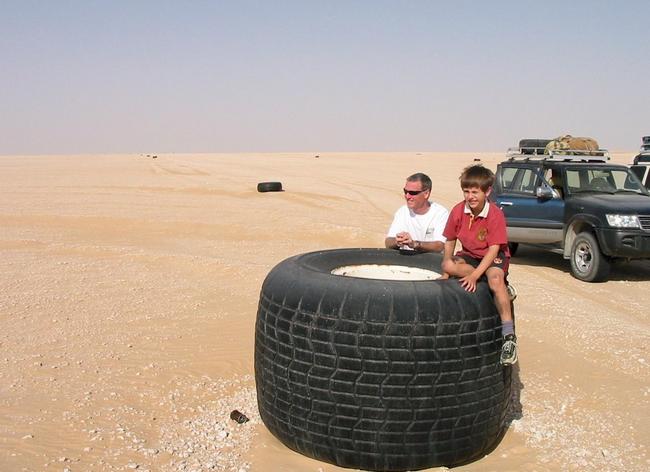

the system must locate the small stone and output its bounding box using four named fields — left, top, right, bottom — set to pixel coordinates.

left=22, top=434, right=34, bottom=439
left=601, top=449, right=608, bottom=457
